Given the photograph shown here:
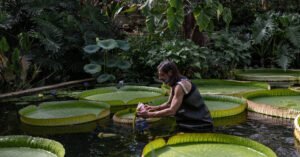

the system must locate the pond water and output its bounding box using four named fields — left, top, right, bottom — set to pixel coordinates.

left=0, top=100, right=299, bottom=157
